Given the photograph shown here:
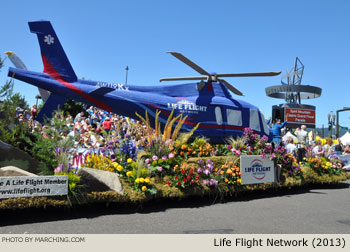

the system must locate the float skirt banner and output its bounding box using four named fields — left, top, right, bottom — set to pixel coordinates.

left=0, top=175, right=68, bottom=199
left=240, top=155, right=275, bottom=185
